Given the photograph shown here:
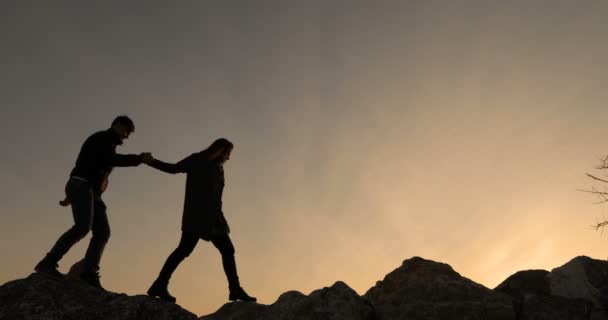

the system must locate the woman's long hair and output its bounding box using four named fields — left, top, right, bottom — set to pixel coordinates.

left=200, top=138, right=234, bottom=160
